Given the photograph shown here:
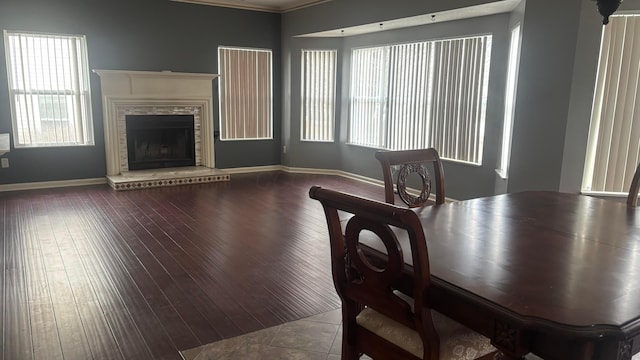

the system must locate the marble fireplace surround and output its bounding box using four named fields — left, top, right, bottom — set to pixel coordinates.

left=95, top=69, right=229, bottom=190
